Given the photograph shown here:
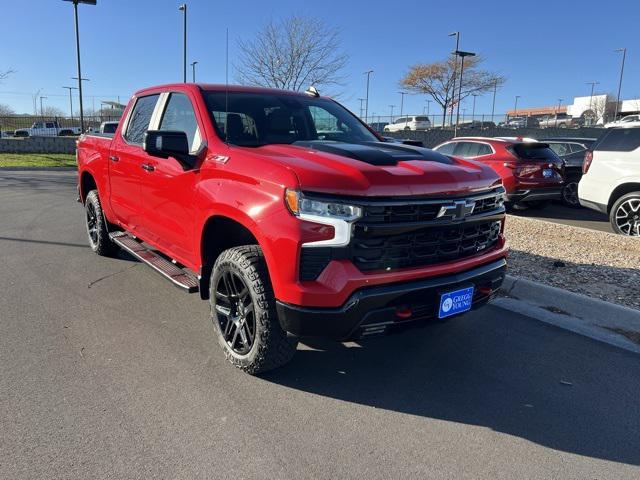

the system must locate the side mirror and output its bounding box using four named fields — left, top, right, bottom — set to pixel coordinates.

left=143, top=130, right=196, bottom=169
left=402, top=139, right=424, bottom=147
